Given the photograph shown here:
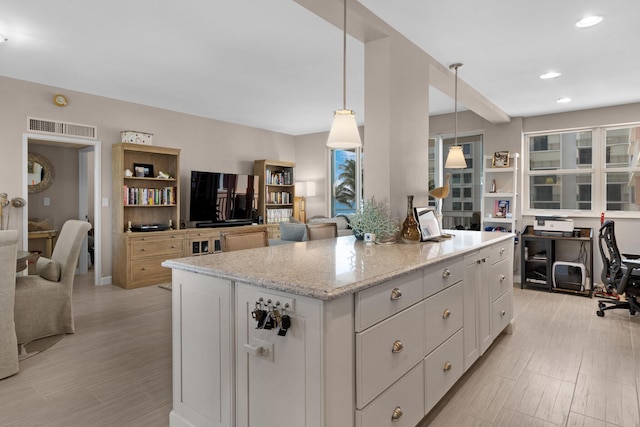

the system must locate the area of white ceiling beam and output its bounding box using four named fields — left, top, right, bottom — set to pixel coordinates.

left=293, top=0, right=510, bottom=124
